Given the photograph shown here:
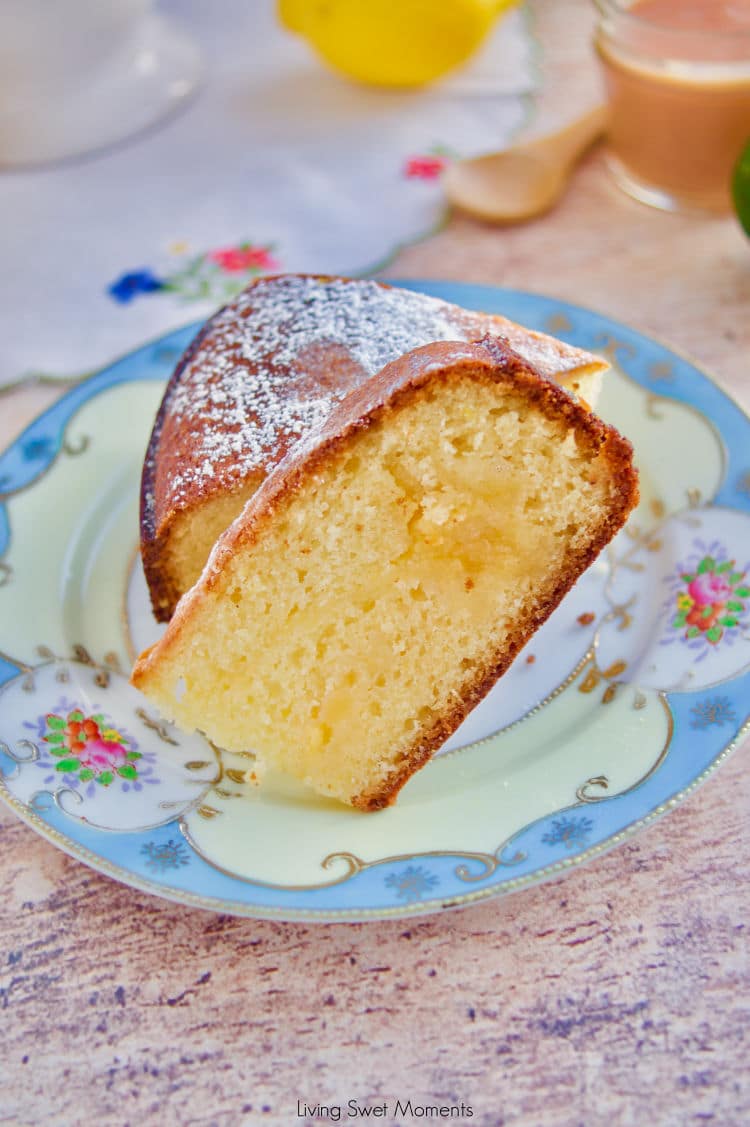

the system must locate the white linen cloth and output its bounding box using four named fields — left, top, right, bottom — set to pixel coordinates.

left=0, top=0, right=537, bottom=387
